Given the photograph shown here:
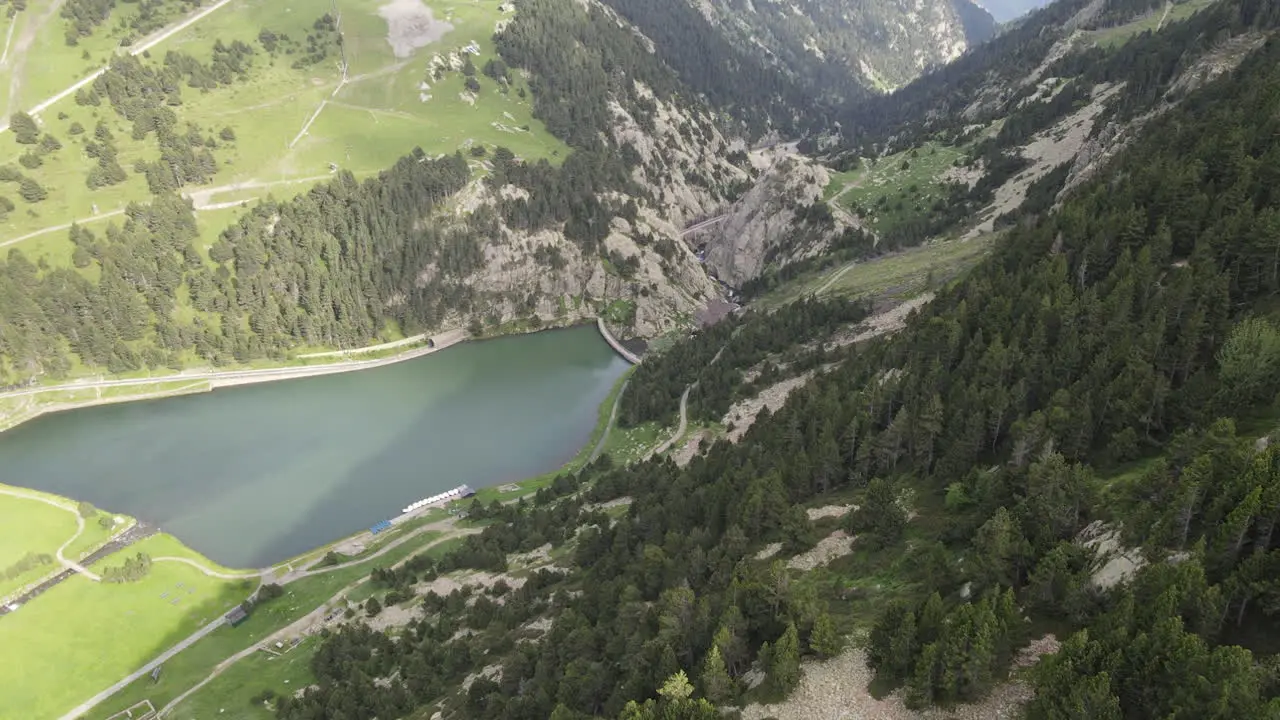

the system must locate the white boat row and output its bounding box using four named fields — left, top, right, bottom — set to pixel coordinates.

left=401, top=485, right=469, bottom=514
